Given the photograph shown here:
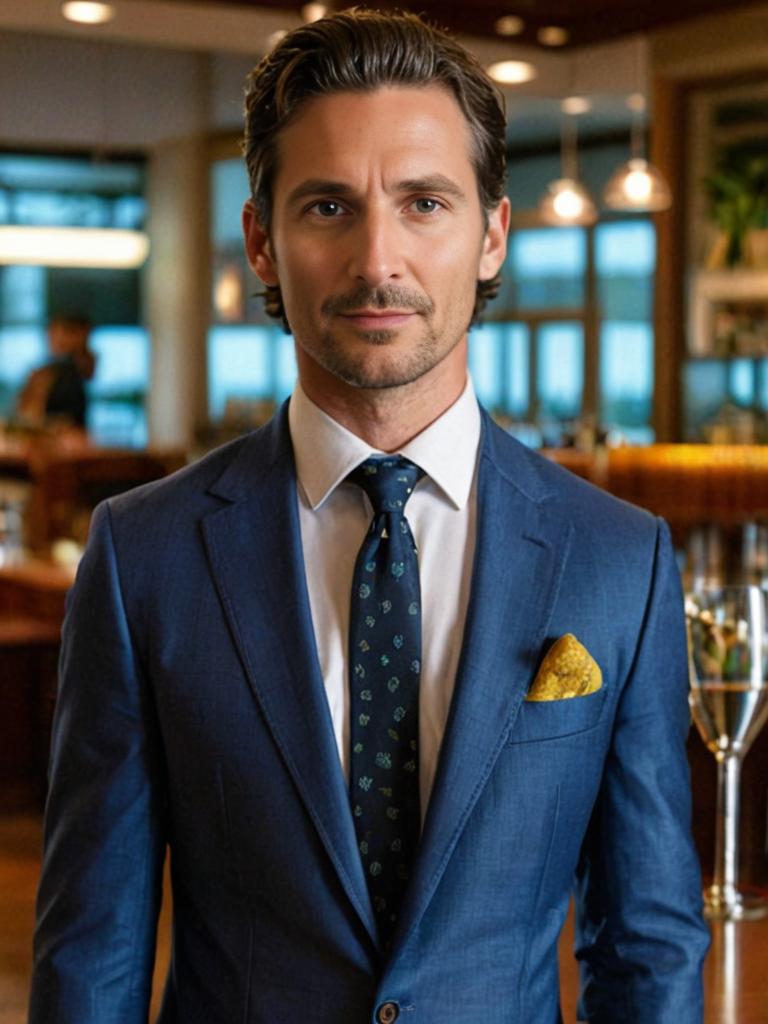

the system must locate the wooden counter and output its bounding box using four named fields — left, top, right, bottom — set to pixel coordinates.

left=543, top=443, right=768, bottom=544
left=0, top=559, right=73, bottom=810
left=0, top=432, right=185, bottom=550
